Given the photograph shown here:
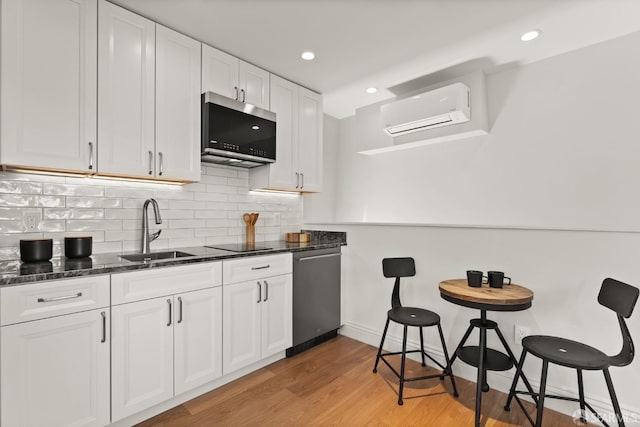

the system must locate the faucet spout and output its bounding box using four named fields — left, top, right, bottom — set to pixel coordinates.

left=142, top=198, right=162, bottom=254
